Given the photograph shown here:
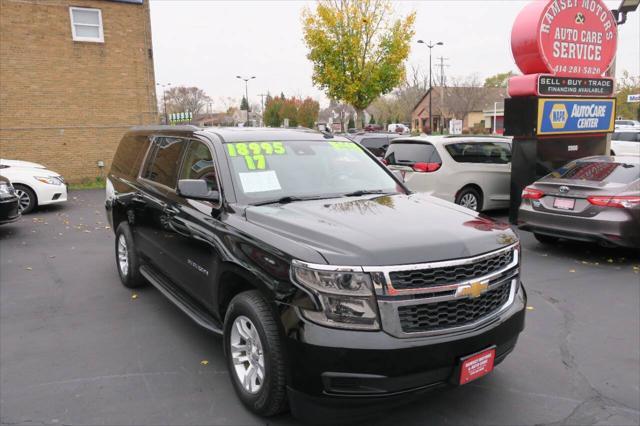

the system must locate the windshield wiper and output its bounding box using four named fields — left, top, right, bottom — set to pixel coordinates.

left=342, top=190, right=394, bottom=197
left=252, top=195, right=327, bottom=206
